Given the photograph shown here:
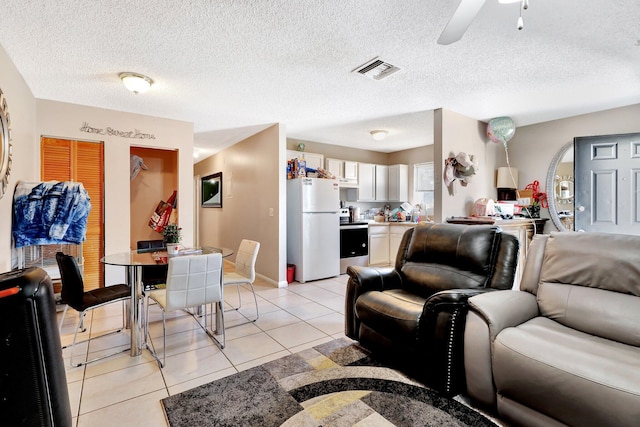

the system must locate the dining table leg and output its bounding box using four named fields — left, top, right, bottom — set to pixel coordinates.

left=126, top=265, right=143, bottom=356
